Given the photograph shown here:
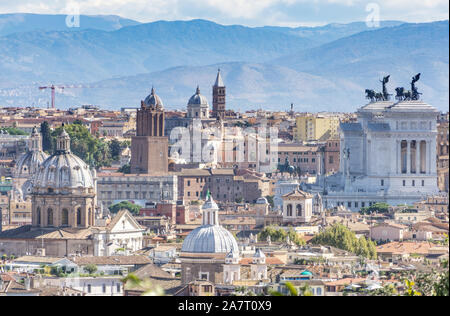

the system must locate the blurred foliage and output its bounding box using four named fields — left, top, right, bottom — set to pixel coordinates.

left=122, top=273, right=165, bottom=296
